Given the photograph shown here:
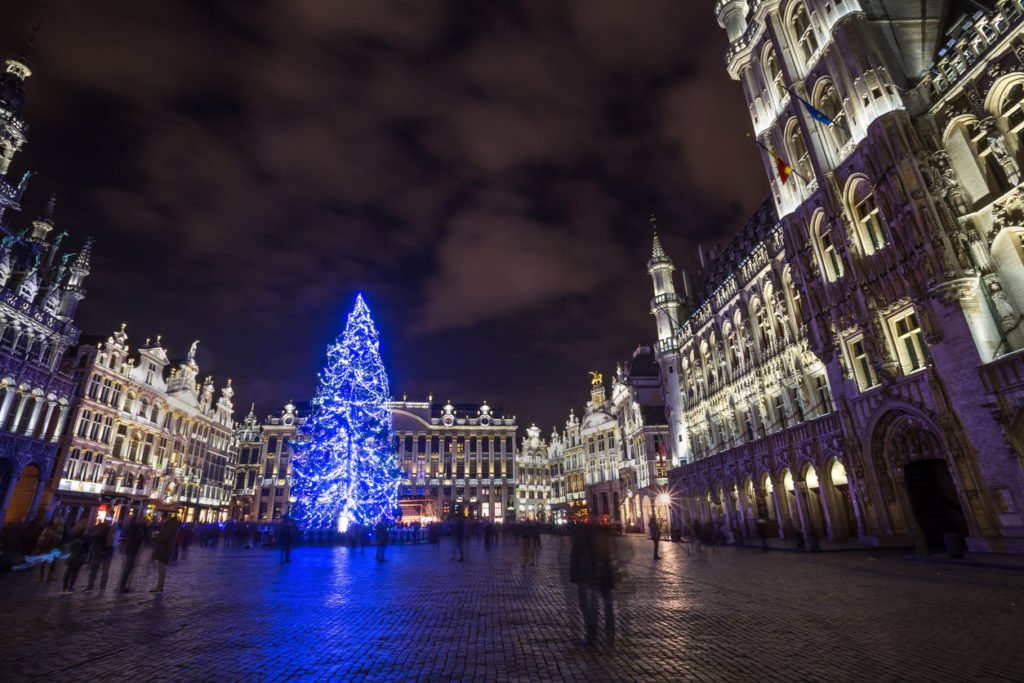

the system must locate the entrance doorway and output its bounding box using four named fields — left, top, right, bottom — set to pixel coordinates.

left=904, top=459, right=969, bottom=549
